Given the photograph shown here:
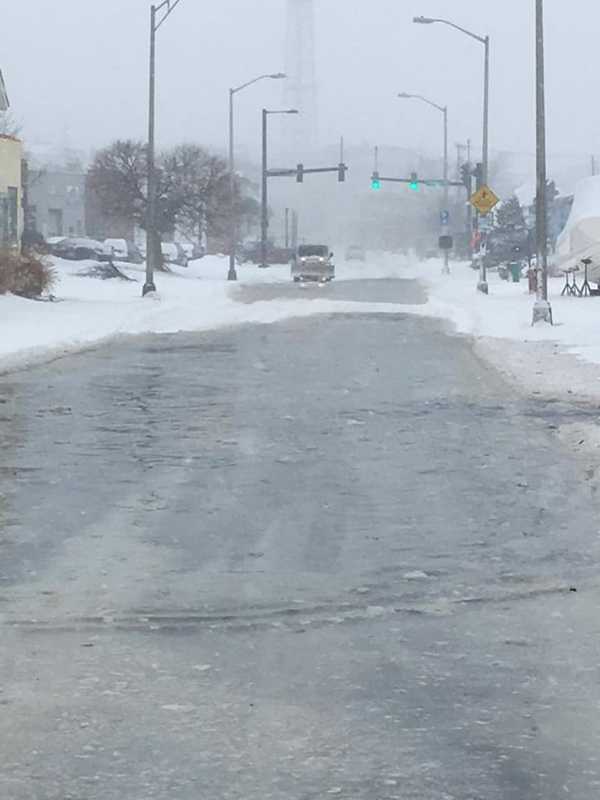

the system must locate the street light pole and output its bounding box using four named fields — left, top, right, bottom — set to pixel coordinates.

left=398, top=93, right=449, bottom=273
left=228, top=87, right=236, bottom=280
left=143, top=0, right=184, bottom=298
left=260, top=108, right=299, bottom=269
left=532, top=0, right=553, bottom=325
left=413, top=15, right=490, bottom=292
left=483, top=35, right=490, bottom=186
left=144, top=4, right=158, bottom=296
left=228, top=73, right=285, bottom=282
